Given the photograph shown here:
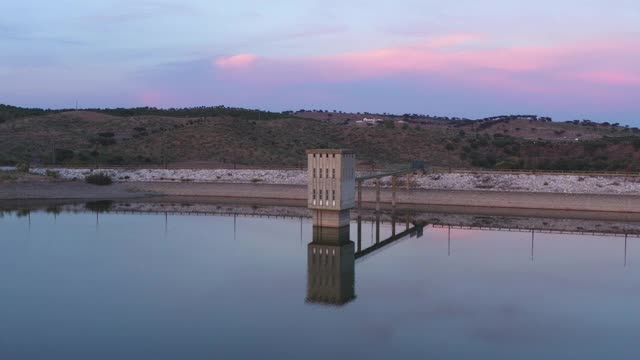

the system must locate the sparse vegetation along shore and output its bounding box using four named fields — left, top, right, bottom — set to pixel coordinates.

left=1, top=105, right=639, bottom=171
left=85, top=173, right=113, bottom=186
